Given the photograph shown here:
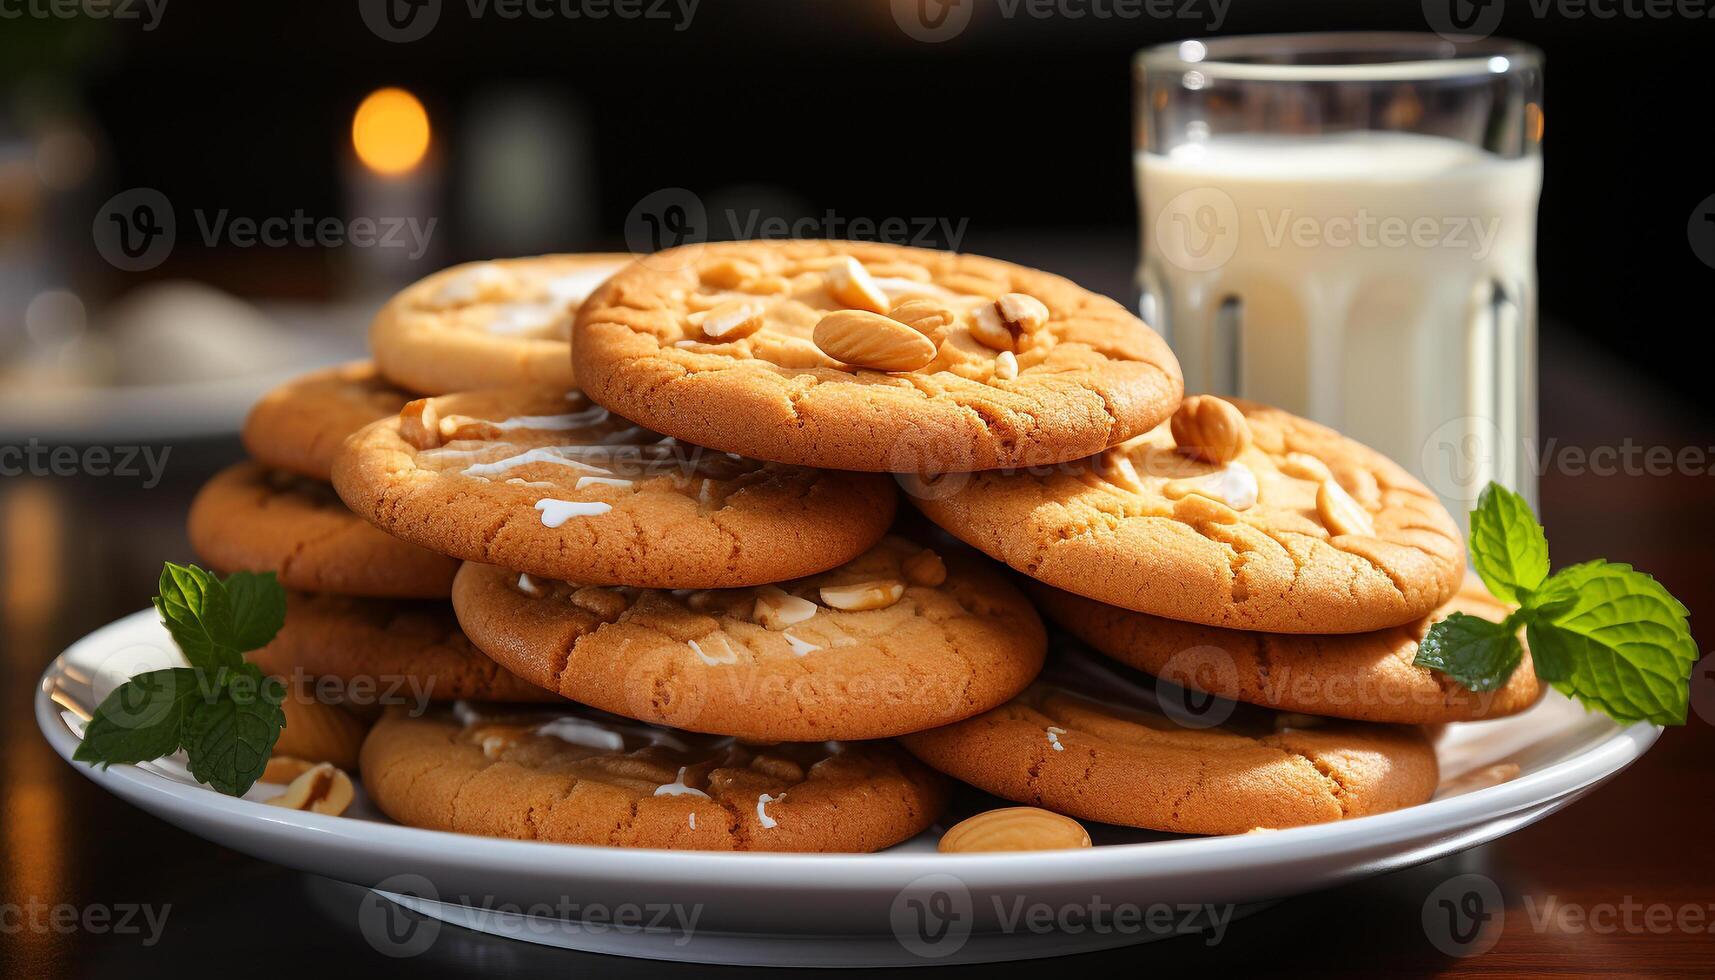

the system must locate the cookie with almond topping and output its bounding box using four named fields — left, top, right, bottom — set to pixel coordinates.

left=913, top=397, right=1464, bottom=634
left=371, top=253, right=633, bottom=394
left=332, top=385, right=896, bottom=589
left=242, top=361, right=414, bottom=481
left=1031, top=575, right=1542, bottom=724
left=188, top=462, right=460, bottom=598
left=448, top=537, right=1046, bottom=741
left=570, top=240, right=1183, bottom=472
left=900, top=654, right=1438, bottom=835
left=360, top=702, right=947, bottom=852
